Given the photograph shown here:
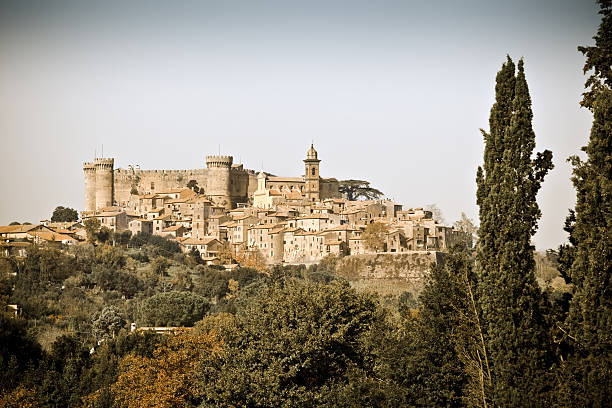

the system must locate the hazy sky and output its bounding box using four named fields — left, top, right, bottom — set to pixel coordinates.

left=0, top=0, right=600, bottom=250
